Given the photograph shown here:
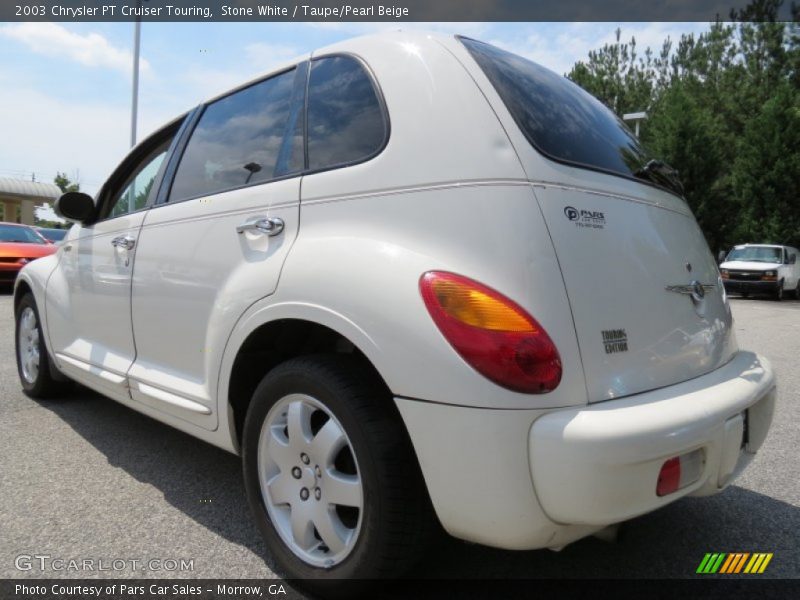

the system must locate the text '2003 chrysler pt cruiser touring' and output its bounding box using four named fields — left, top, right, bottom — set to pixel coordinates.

left=15, top=32, right=775, bottom=586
